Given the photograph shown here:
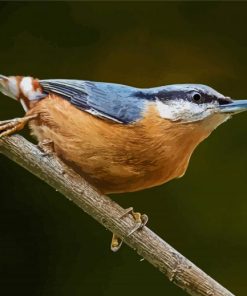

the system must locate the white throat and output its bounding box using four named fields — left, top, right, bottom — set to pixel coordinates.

left=156, top=99, right=231, bottom=131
